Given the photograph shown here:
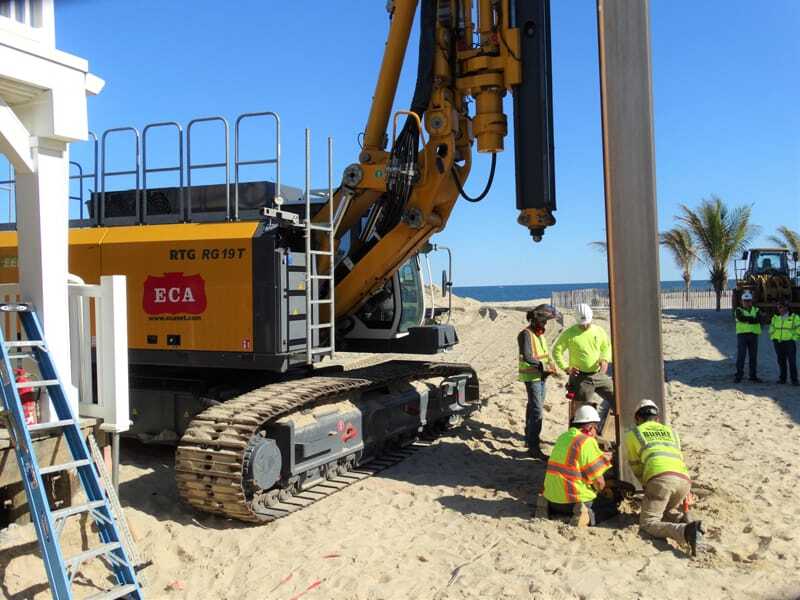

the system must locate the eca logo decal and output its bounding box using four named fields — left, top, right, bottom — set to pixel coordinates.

left=143, top=272, right=207, bottom=315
